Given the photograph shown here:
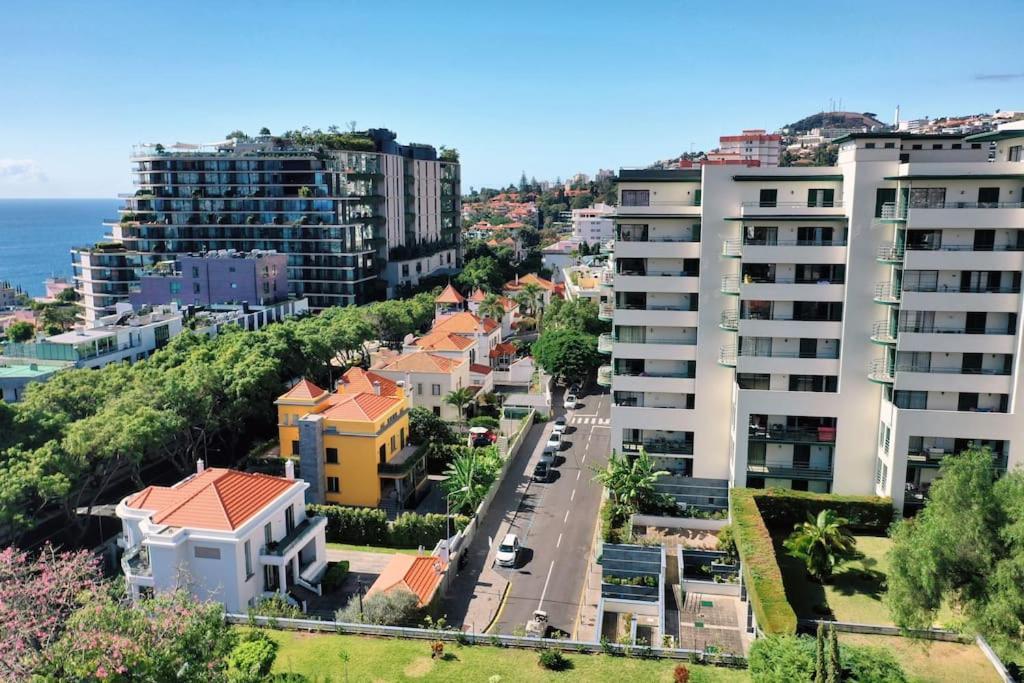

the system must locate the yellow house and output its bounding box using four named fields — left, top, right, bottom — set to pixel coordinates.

left=275, top=369, right=427, bottom=511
